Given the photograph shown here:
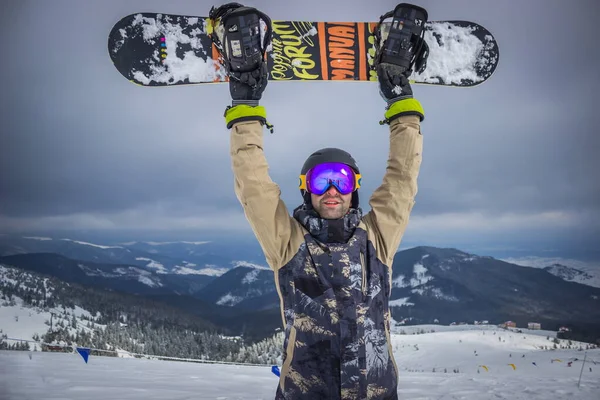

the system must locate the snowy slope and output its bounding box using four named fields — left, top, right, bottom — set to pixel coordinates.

left=543, top=264, right=600, bottom=289
left=1, top=325, right=598, bottom=400
left=502, top=257, right=600, bottom=288
left=0, top=297, right=49, bottom=347
left=0, top=295, right=101, bottom=351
